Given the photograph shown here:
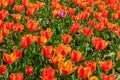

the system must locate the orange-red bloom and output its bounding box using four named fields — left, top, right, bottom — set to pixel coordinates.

left=78, top=65, right=91, bottom=79
left=3, top=53, right=17, bottom=64
left=36, top=36, right=47, bottom=45
left=95, top=22, right=105, bottom=31
left=85, top=61, right=96, bottom=73
left=107, top=23, right=117, bottom=31
left=13, top=50, right=22, bottom=59
left=5, top=22, right=14, bottom=30
left=13, top=14, right=21, bottom=21
left=102, top=73, right=115, bottom=80
left=62, top=34, right=72, bottom=43
left=41, top=46, right=53, bottom=58
left=116, top=28, right=120, bottom=37
left=0, top=33, right=3, bottom=43
left=14, top=5, right=24, bottom=12
left=70, top=50, right=84, bottom=62
left=68, top=8, right=76, bottom=15
left=41, top=67, right=56, bottom=80
left=13, top=23, right=24, bottom=32
left=10, top=73, right=24, bottom=80
left=55, top=44, right=71, bottom=56
left=26, top=19, right=38, bottom=32
left=0, top=65, right=7, bottom=75
left=92, top=37, right=108, bottom=50
left=1, top=28, right=10, bottom=36
left=8, top=0, right=14, bottom=5
left=81, top=27, right=93, bottom=36
left=58, top=60, right=78, bottom=75
left=98, top=60, right=113, bottom=71
left=0, top=0, right=8, bottom=8
left=0, top=9, right=9, bottom=20
left=20, top=34, right=36, bottom=48
left=26, top=66, right=34, bottom=75
left=40, top=28, right=53, bottom=40
left=50, top=54, right=64, bottom=65
left=70, top=23, right=81, bottom=34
